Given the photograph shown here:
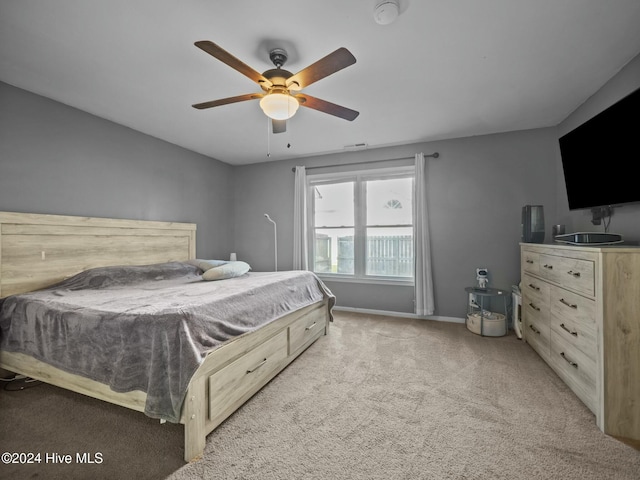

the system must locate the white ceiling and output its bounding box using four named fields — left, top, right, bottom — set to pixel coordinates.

left=2, top=1, right=640, bottom=166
